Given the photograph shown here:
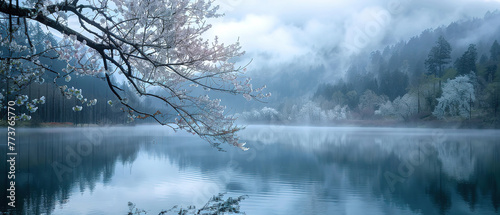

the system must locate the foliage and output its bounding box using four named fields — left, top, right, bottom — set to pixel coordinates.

left=378, top=69, right=409, bottom=100
left=377, top=93, right=418, bottom=121
left=294, top=101, right=348, bottom=122
left=433, top=74, right=475, bottom=119
left=238, top=107, right=282, bottom=122
left=0, top=0, right=269, bottom=149
left=0, top=20, right=98, bottom=117
left=358, top=89, right=387, bottom=111
left=311, top=13, right=500, bottom=124
left=239, top=100, right=349, bottom=123
left=455, top=44, right=477, bottom=75
left=128, top=193, right=247, bottom=215
left=425, top=36, right=452, bottom=77
left=490, top=40, right=500, bottom=62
